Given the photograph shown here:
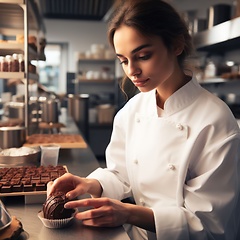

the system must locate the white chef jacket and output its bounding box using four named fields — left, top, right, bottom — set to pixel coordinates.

left=88, top=77, right=240, bottom=240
